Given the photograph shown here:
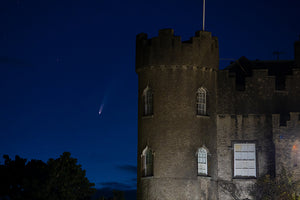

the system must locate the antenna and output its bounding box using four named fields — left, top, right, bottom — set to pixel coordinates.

left=273, top=51, right=285, bottom=60
left=202, top=0, right=206, bottom=30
